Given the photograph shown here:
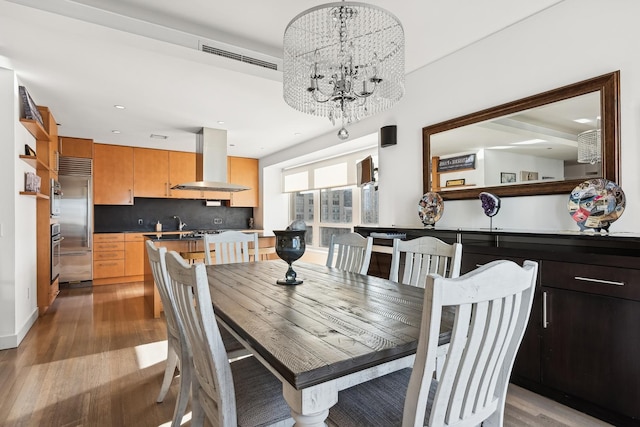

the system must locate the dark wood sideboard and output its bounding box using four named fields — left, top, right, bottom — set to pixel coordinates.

left=356, top=226, right=640, bottom=427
